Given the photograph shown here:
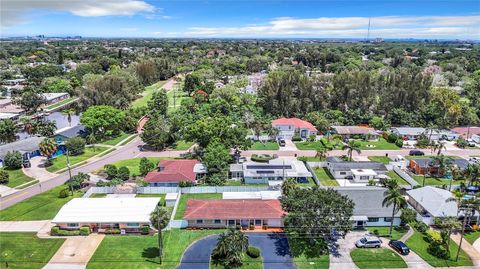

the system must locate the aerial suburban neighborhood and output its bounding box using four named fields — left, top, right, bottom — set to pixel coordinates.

left=1, top=1, right=480, bottom=269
